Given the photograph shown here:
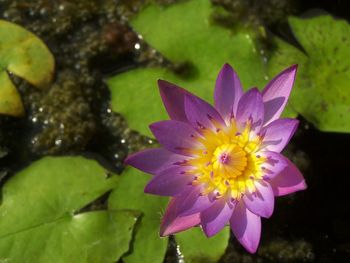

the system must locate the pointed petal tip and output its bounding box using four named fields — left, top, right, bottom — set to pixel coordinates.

left=284, top=64, right=298, bottom=80
left=159, top=226, right=170, bottom=237
left=148, top=121, right=165, bottom=134
left=249, top=87, right=261, bottom=93
left=157, top=79, right=170, bottom=87
left=158, top=79, right=182, bottom=93
left=293, top=118, right=300, bottom=131
left=157, top=80, right=192, bottom=122
left=143, top=183, right=152, bottom=194
left=148, top=122, right=157, bottom=134
left=143, top=177, right=161, bottom=195
left=230, top=203, right=261, bottom=254
left=297, top=179, right=308, bottom=191
left=158, top=79, right=176, bottom=95
left=202, top=227, right=217, bottom=238
left=157, top=79, right=165, bottom=90
left=282, top=118, right=300, bottom=139
left=123, top=156, right=131, bottom=166
left=160, top=213, right=201, bottom=236
left=148, top=121, right=156, bottom=129
left=149, top=121, right=165, bottom=140
left=290, top=64, right=298, bottom=71
left=202, top=228, right=212, bottom=238
left=269, top=158, right=307, bottom=196
left=234, top=228, right=260, bottom=254
left=282, top=64, right=298, bottom=75
left=282, top=64, right=298, bottom=82
left=221, top=63, right=239, bottom=74
left=158, top=79, right=175, bottom=92
left=262, top=64, right=299, bottom=125
left=222, top=62, right=233, bottom=70
left=275, top=178, right=307, bottom=196
left=159, top=224, right=191, bottom=237
left=214, top=63, right=243, bottom=120
left=123, top=152, right=139, bottom=166
left=236, top=230, right=260, bottom=254
left=244, top=239, right=259, bottom=254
